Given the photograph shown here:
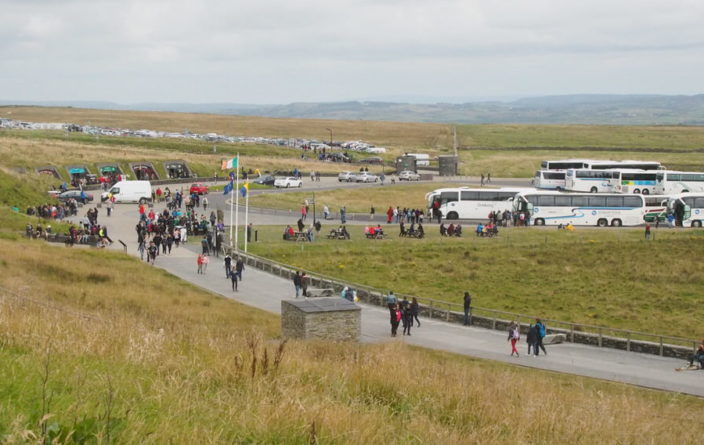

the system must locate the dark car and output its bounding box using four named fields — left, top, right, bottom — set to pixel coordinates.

left=57, top=190, right=93, bottom=203
left=359, top=156, right=384, bottom=165
left=253, top=175, right=276, bottom=186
